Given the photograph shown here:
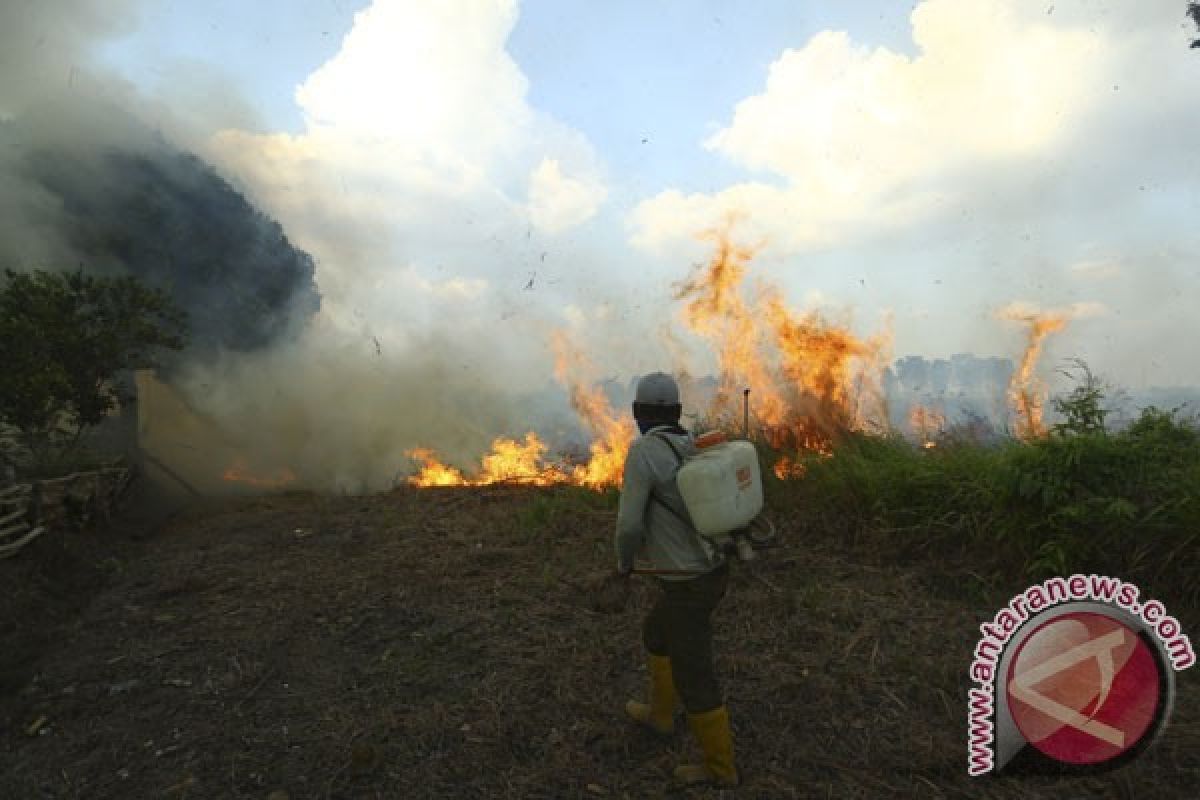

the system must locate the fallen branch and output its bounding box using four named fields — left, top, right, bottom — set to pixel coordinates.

left=0, top=507, right=29, bottom=527
left=0, top=526, right=45, bottom=558
left=0, top=520, right=30, bottom=539
left=0, top=483, right=31, bottom=499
